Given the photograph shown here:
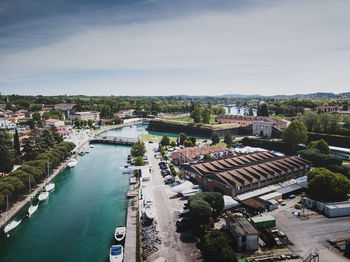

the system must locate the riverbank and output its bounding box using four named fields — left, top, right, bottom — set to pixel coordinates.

left=0, top=144, right=87, bottom=230
left=91, top=119, right=146, bottom=136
